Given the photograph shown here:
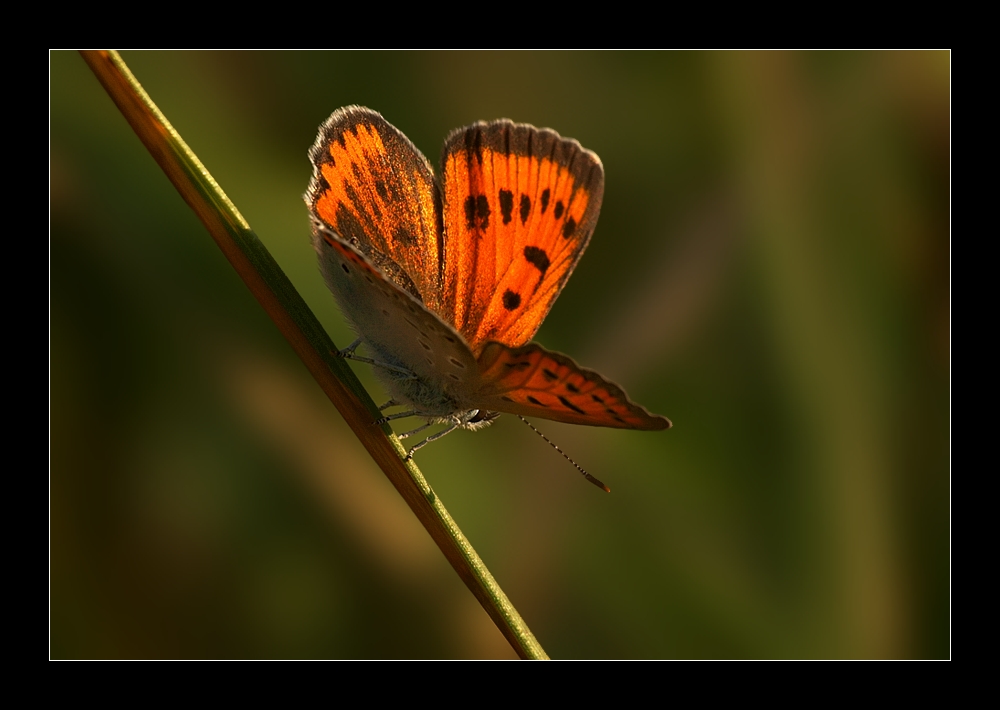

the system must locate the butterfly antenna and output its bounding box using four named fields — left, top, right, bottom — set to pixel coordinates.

left=516, top=415, right=610, bottom=493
